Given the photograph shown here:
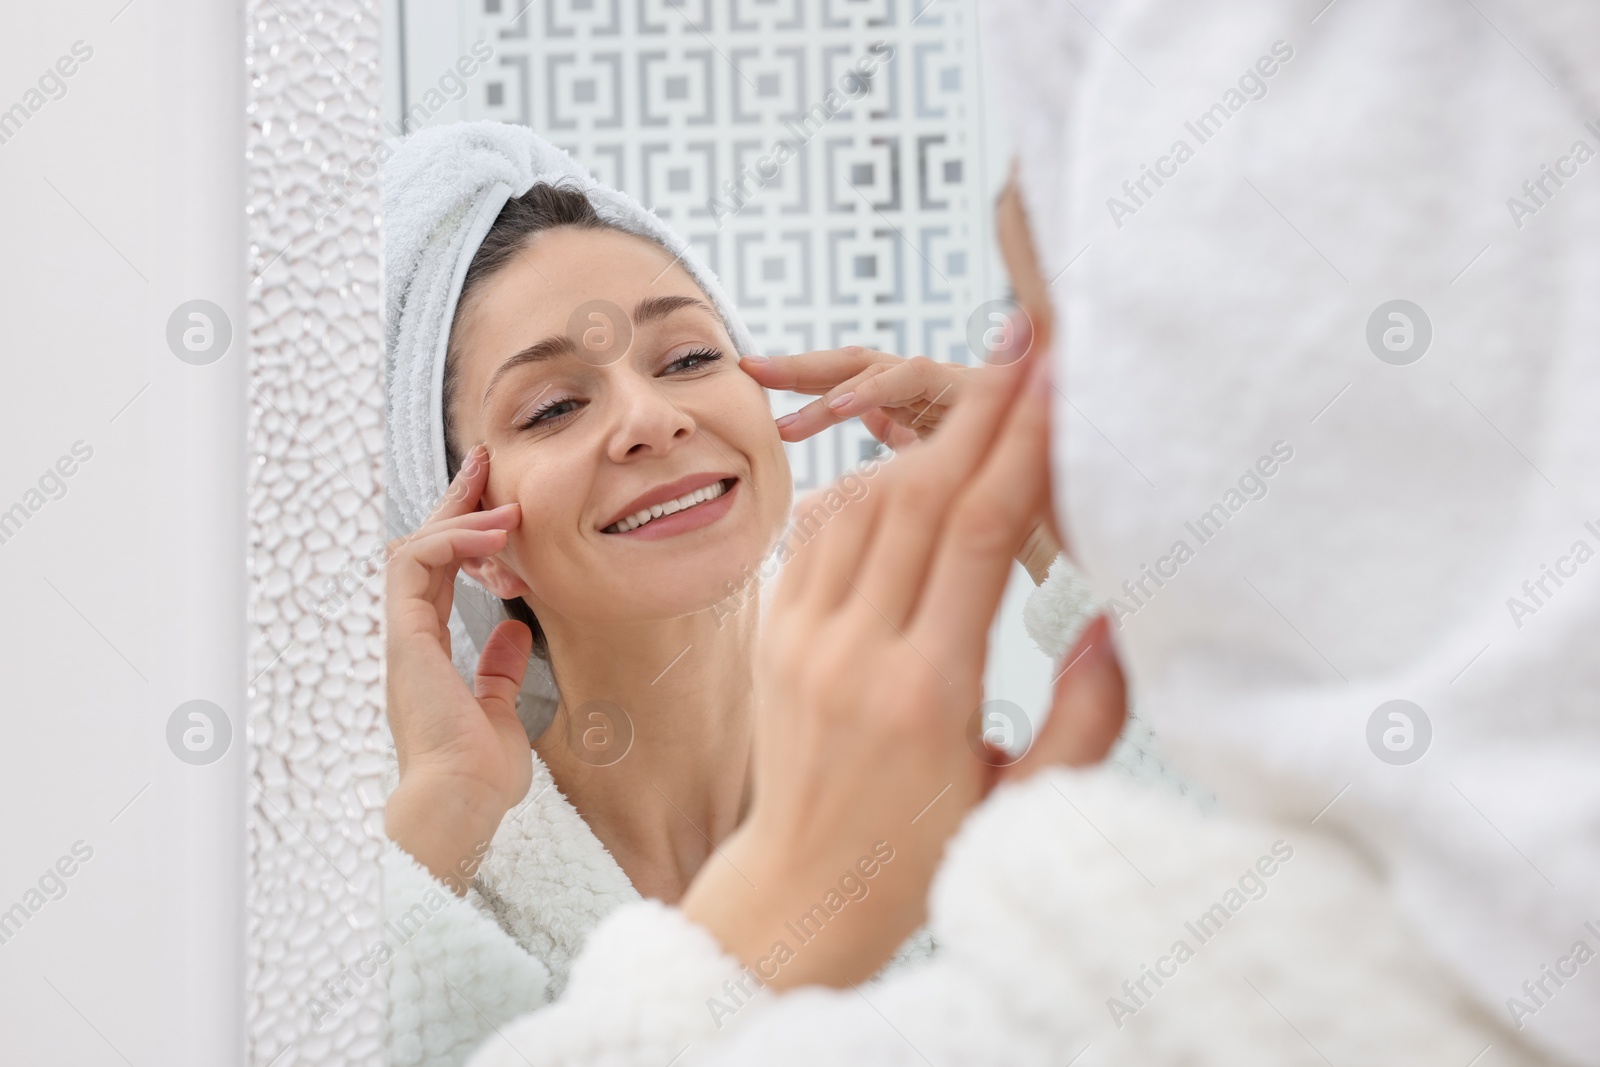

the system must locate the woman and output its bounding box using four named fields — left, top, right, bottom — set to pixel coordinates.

left=383, top=122, right=1543, bottom=1067
left=380, top=121, right=1107, bottom=1066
